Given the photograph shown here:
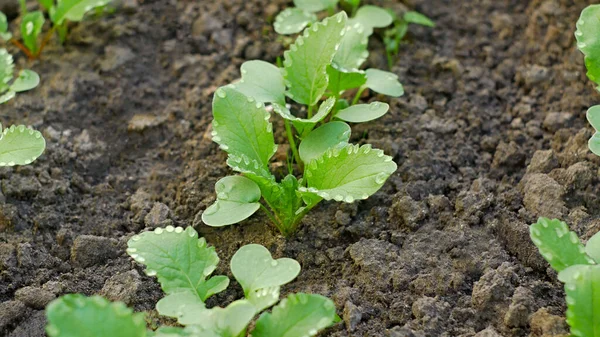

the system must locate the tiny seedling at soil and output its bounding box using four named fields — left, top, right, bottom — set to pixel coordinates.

left=274, top=0, right=434, bottom=69
left=530, top=217, right=600, bottom=337
left=576, top=4, right=600, bottom=156
left=0, top=0, right=112, bottom=59
left=0, top=48, right=39, bottom=103
left=203, top=12, right=399, bottom=236
left=45, top=226, right=340, bottom=337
